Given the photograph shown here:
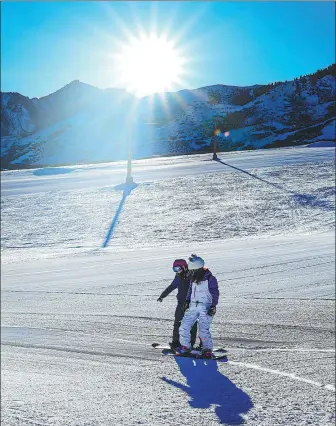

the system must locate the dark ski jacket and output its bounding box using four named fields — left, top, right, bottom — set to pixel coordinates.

left=159, top=271, right=192, bottom=304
